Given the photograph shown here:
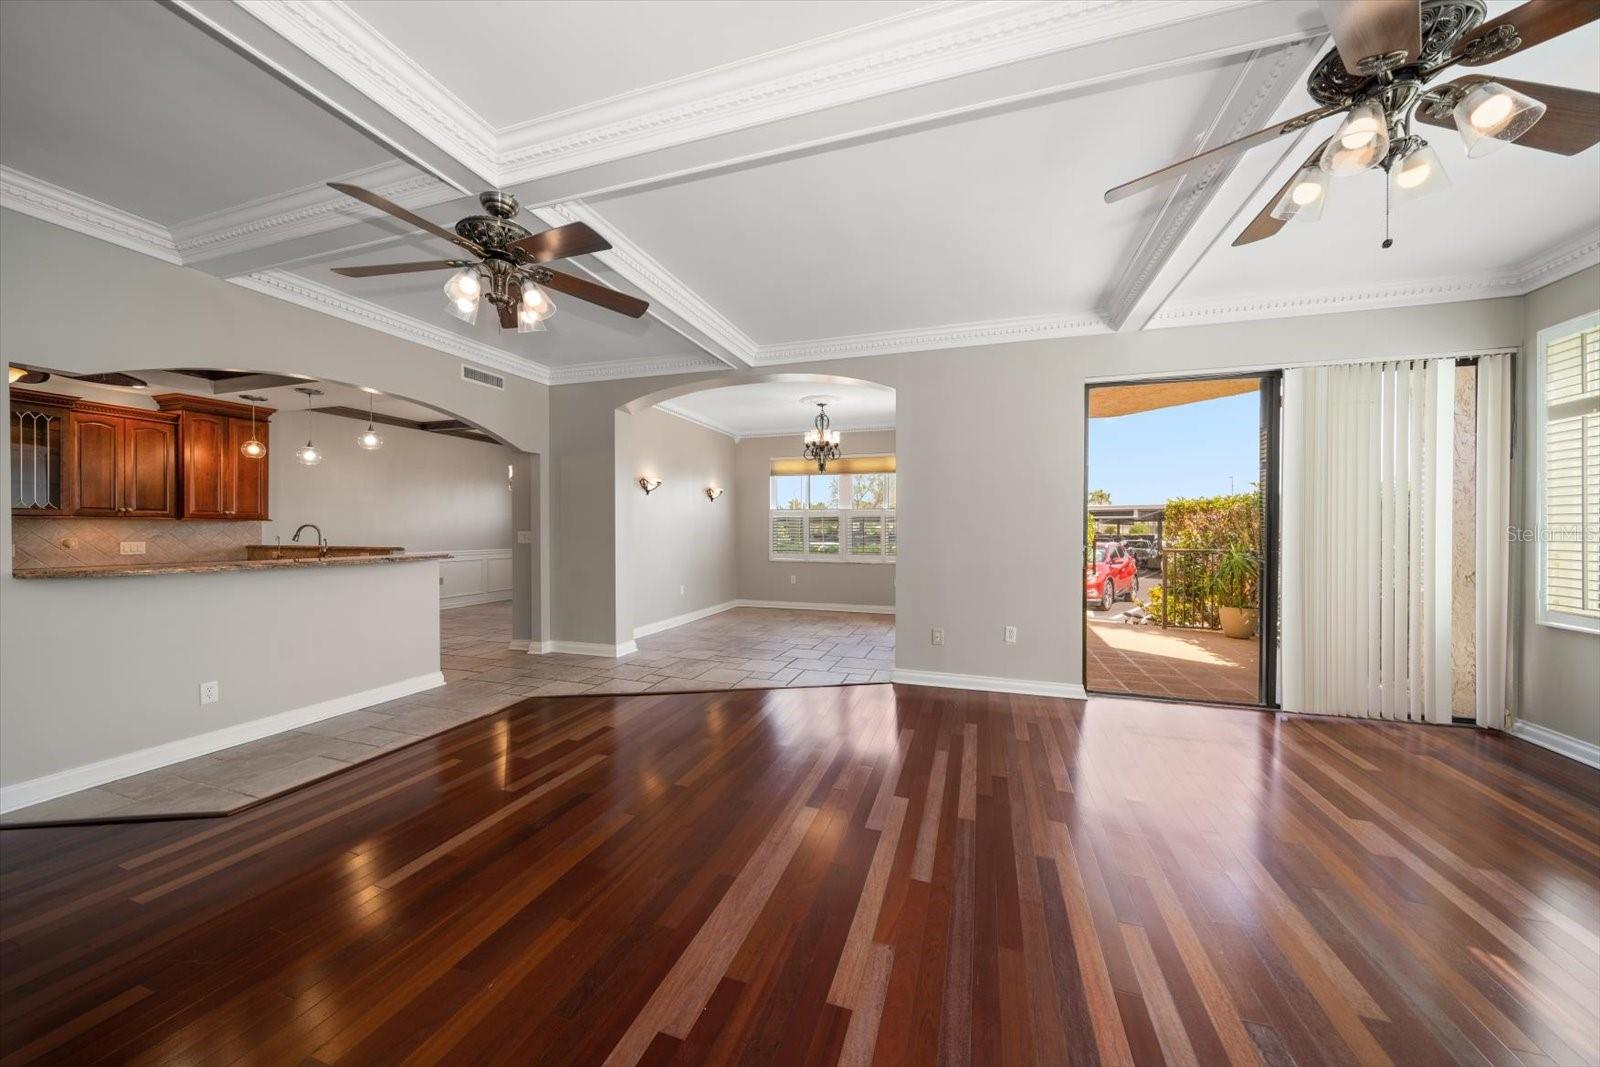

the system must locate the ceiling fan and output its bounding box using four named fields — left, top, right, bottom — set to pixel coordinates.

left=1105, top=0, right=1600, bottom=247
left=325, top=183, right=649, bottom=330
